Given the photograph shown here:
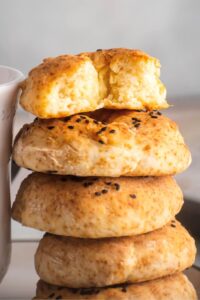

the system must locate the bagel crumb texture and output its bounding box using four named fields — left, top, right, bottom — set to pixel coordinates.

left=20, top=48, right=167, bottom=118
